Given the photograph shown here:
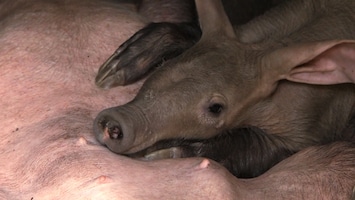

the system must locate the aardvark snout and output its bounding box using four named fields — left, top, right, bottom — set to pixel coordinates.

left=94, top=108, right=135, bottom=154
